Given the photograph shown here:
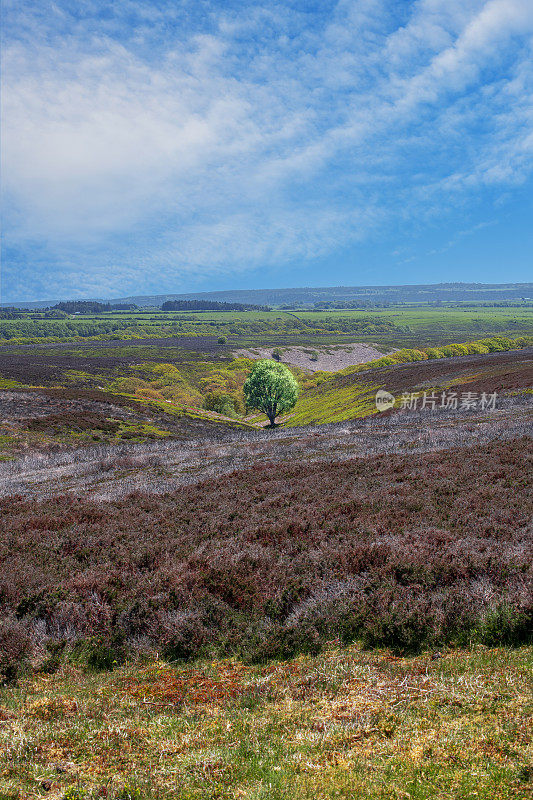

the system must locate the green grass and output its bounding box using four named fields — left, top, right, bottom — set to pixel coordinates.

left=296, top=305, right=533, bottom=326
left=72, top=305, right=533, bottom=328
left=284, top=335, right=532, bottom=426
left=1, top=644, right=531, bottom=799
left=286, top=378, right=380, bottom=425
